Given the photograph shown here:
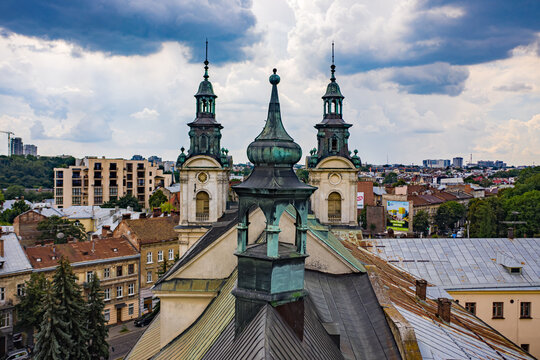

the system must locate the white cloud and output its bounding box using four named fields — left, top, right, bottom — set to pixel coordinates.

left=130, top=108, right=160, bottom=119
